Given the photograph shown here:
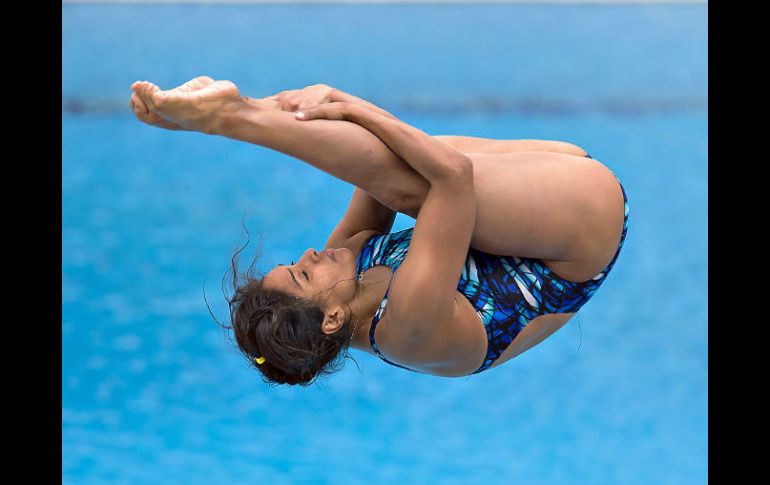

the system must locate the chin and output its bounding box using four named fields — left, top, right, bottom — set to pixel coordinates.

left=342, top=249, right=356, bottom=273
